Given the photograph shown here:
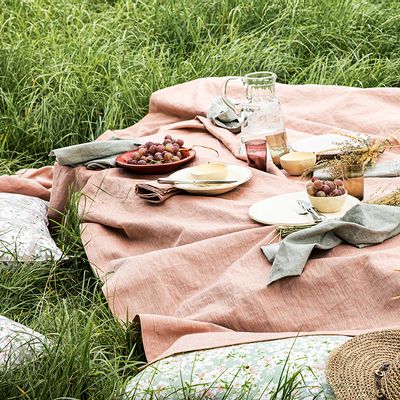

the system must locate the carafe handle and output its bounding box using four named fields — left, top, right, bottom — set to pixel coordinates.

left=222, top=76, right=243, bottom=116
